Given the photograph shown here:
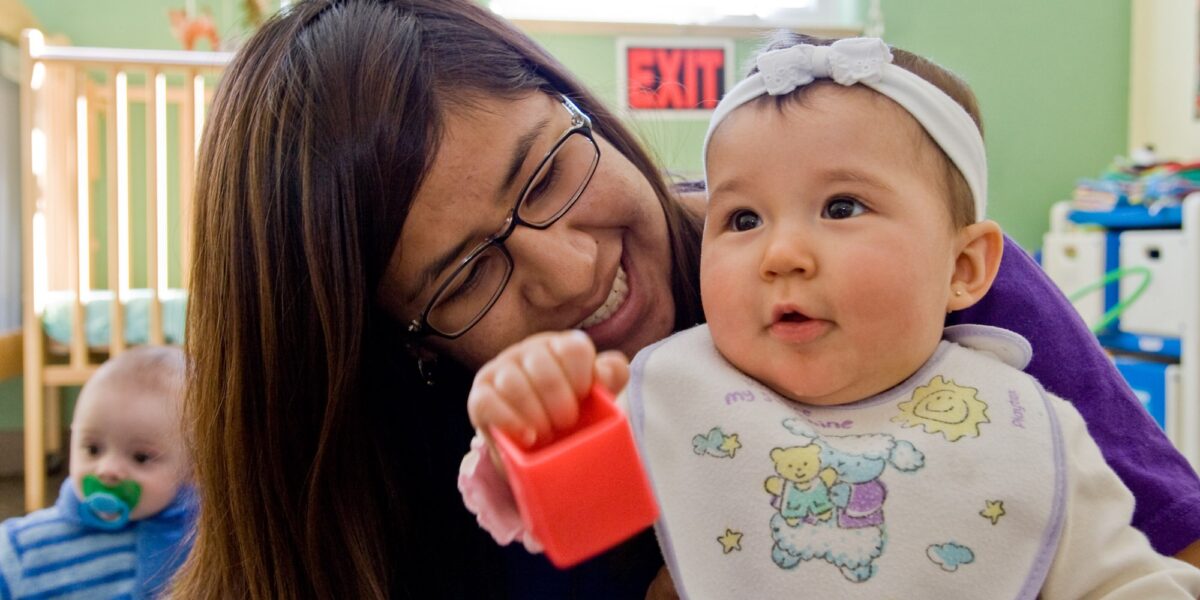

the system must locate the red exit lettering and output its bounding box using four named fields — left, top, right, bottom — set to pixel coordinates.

left=627, top=47, right=726, bottom=110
